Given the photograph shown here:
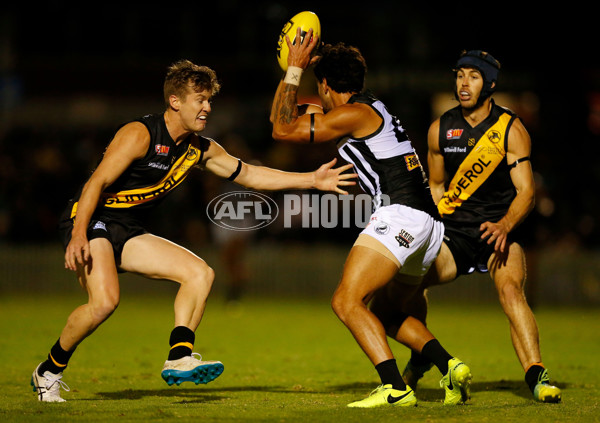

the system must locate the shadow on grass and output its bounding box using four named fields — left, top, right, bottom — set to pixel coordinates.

left=95, top=380, right=569, bottom=403
left=94, top=385, right=287, bottom=402
left=416, top=380, right=532, bottom=402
